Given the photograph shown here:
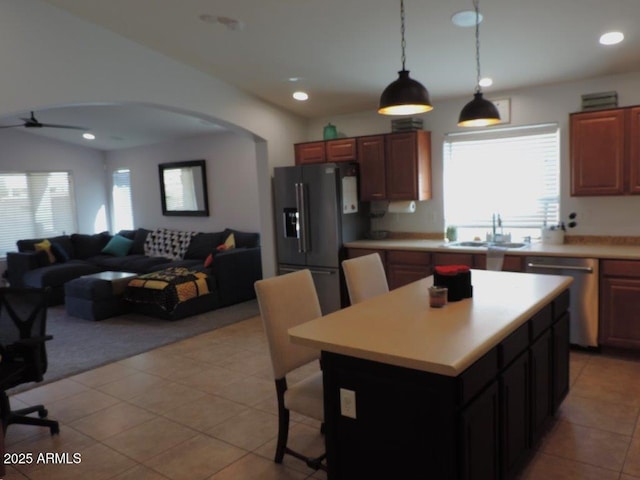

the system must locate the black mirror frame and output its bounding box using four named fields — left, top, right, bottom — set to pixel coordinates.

left=158, top=159, right=210, bottom=217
